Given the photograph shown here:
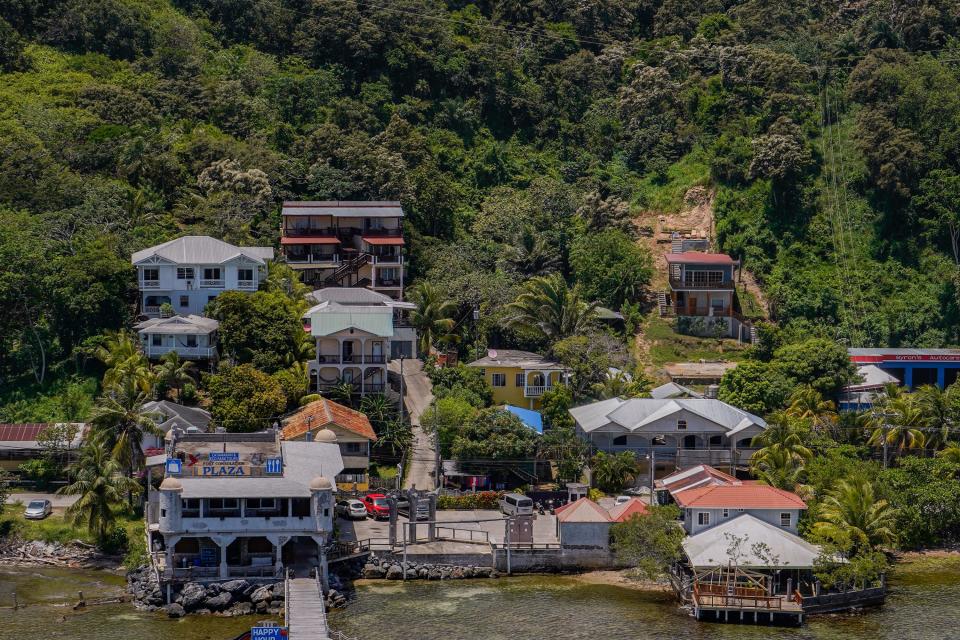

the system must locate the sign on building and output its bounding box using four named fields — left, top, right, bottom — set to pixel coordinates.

left=209, top=452, right=240, bottom=463
left=265, top=458, right=283, bottom=474
left=200, top=464, right=249, bottom=477
left=165, top=458, right=182, bottom=475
